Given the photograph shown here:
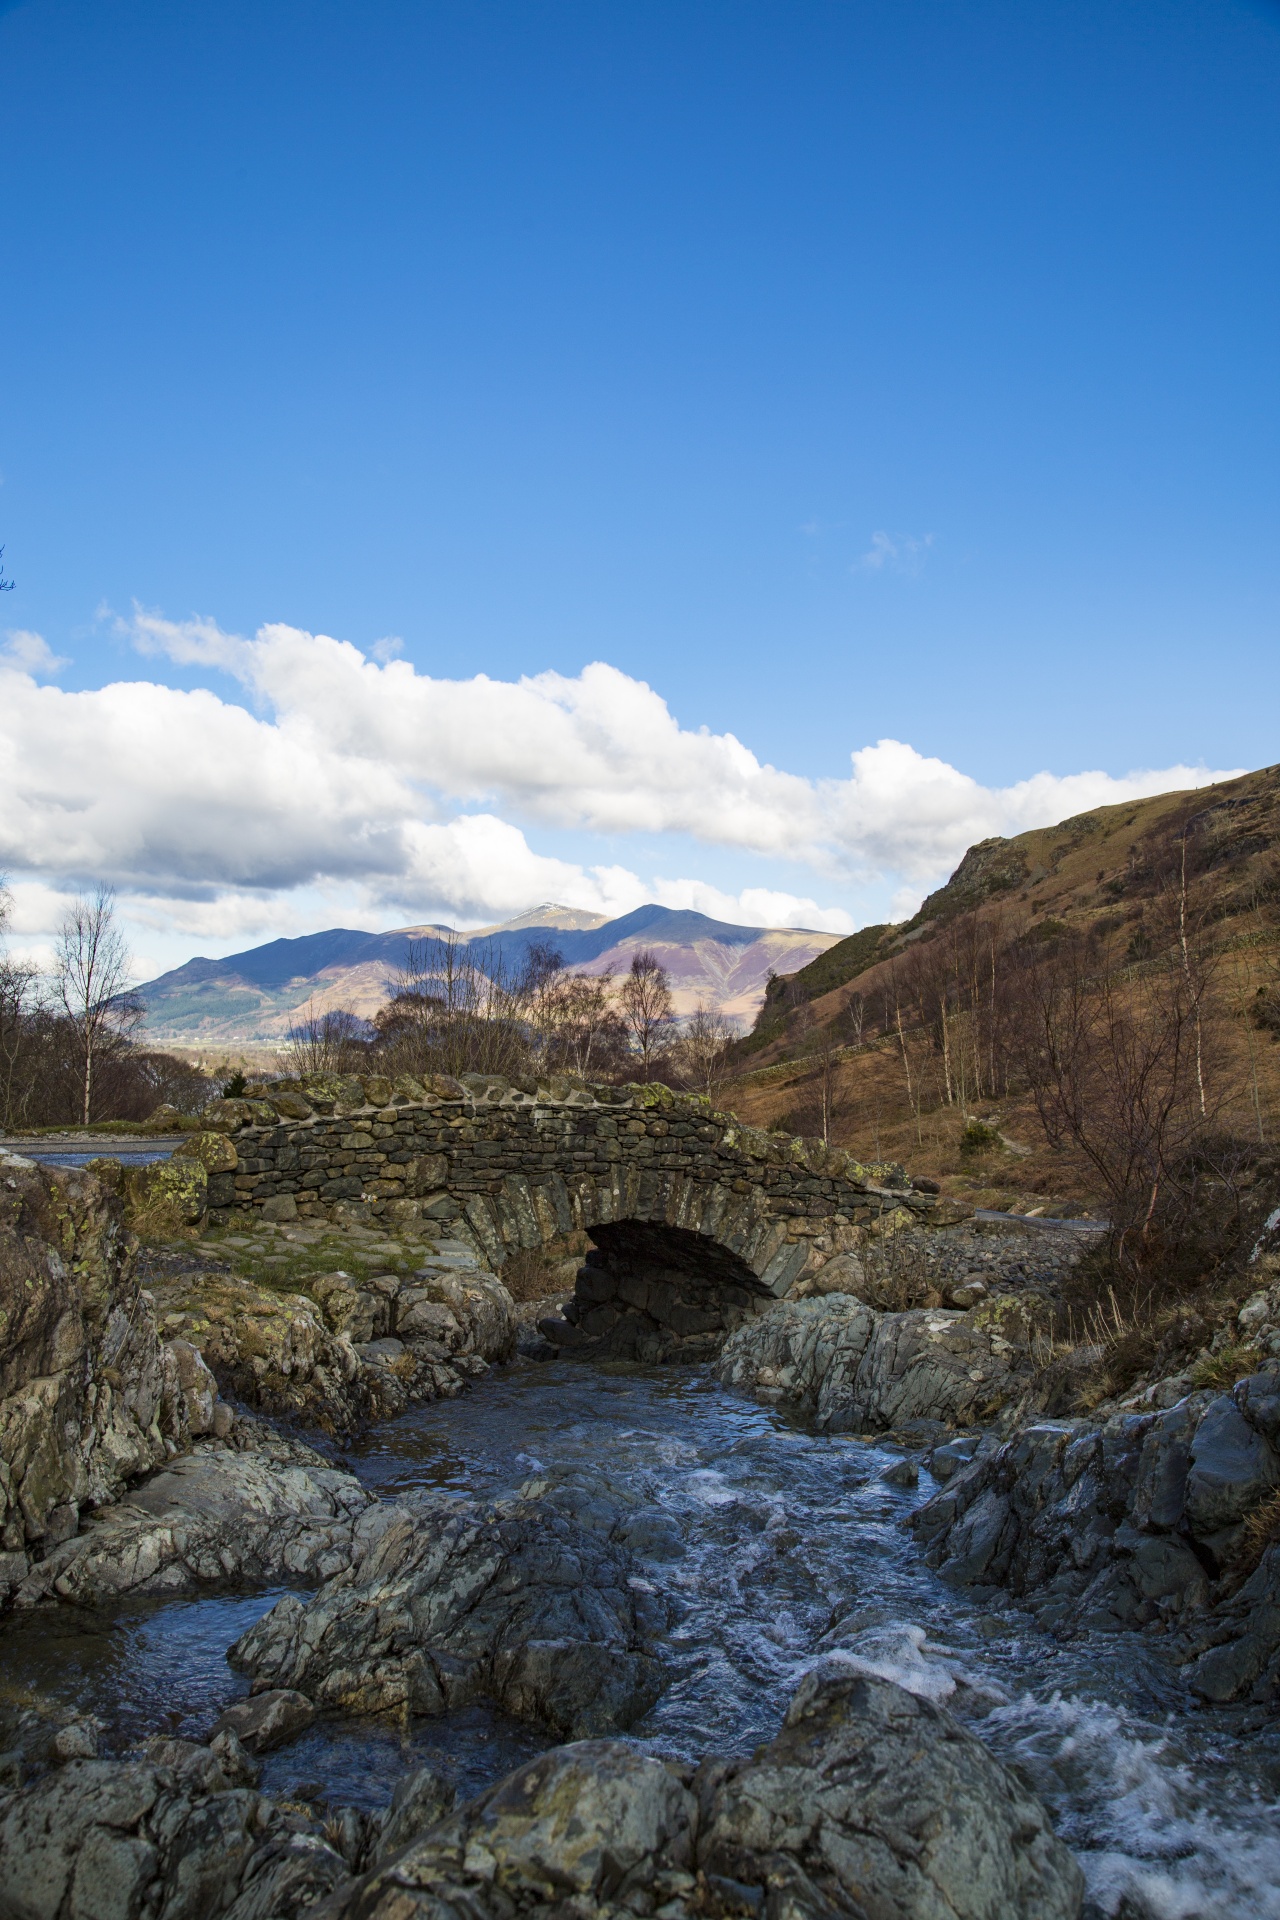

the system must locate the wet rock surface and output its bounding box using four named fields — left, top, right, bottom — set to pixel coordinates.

left=212, top=1688, right=317, bottom=1753
left=10, top=1425, right=373, bottom=1606
left=229, top=1487, right=668, bottom=1740
left=8, top=1128, right=1280, bottom=1916
left=7, top=1343, right=1280, bottom=1914
left=142, top=1245, right=515, bottom=1436
left=367, top=1767, right=456, bottom=1868
left=715, top=1290, right=1038, bottom=1433
left=321, top=1668, right=1083, bottom=1920
left=0, top=1672, right=1083, bottom=1920
left=912, top=1363, right=1280, bottom=1703
left=0, top=1751, right=354, bottom=1920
